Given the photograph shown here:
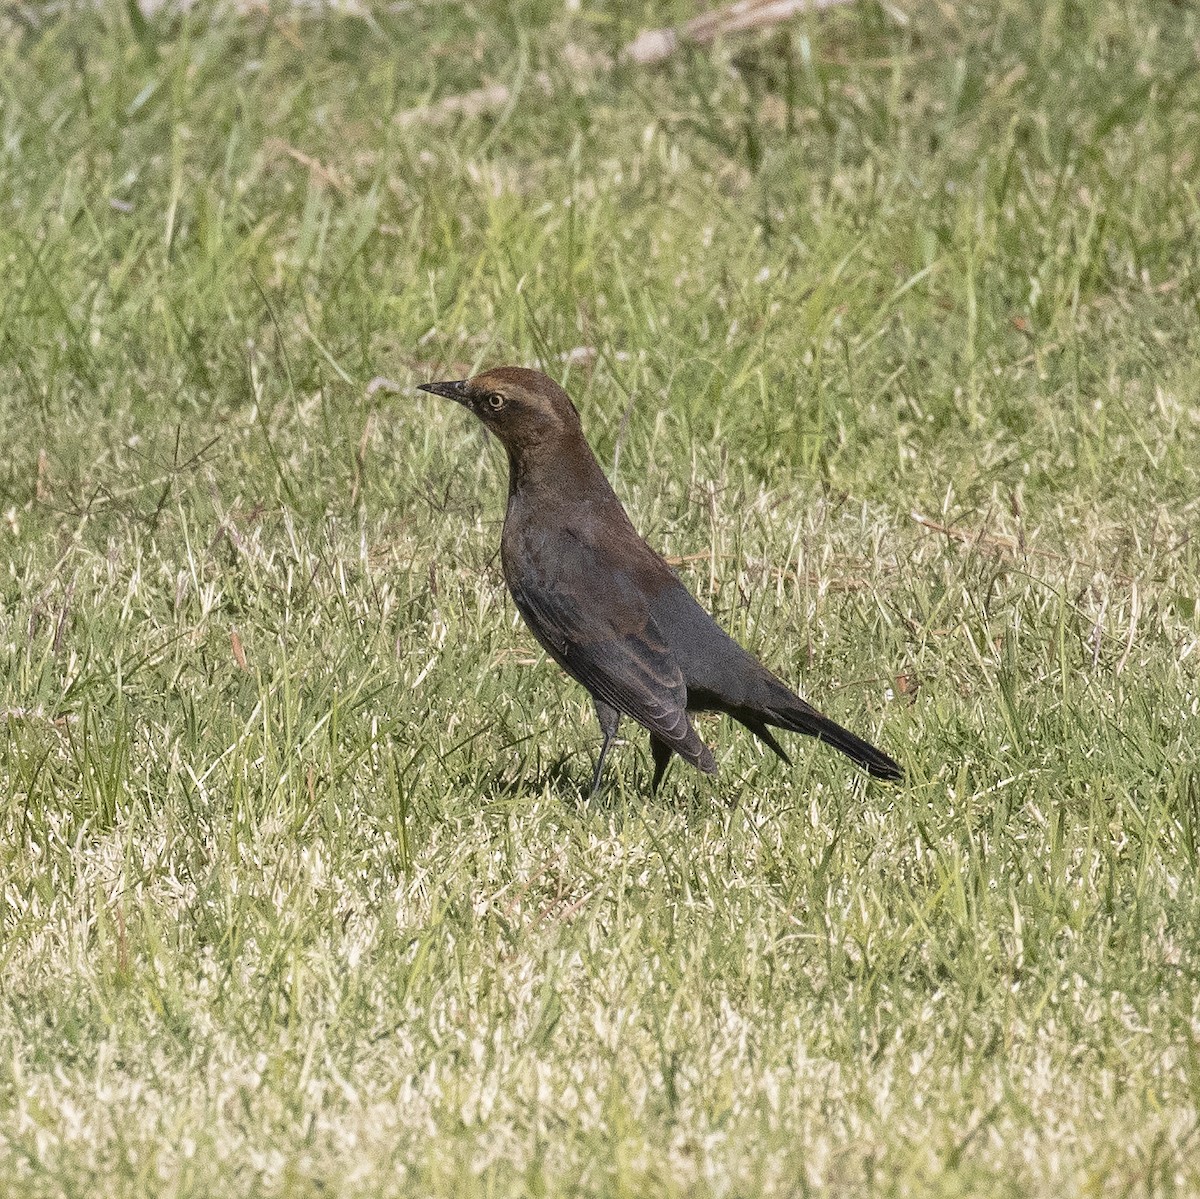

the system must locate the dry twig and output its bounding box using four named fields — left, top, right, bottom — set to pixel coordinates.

left=399, top=0, right=858, bottom=126
left=623, top=0, right=858, bottom=66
